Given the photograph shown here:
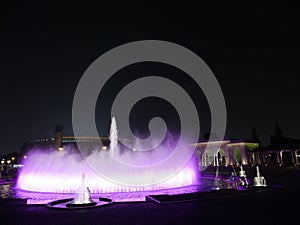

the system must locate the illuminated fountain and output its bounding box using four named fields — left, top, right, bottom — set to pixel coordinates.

left=65, top=172, right=96, bottom=207
left=109, top=116, right=118, bottom=159
left=253, top=166, right=267, bottom=187
left=211, top=165, right=221, bottom=190
left=16, top=117, right=198, bottom=195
